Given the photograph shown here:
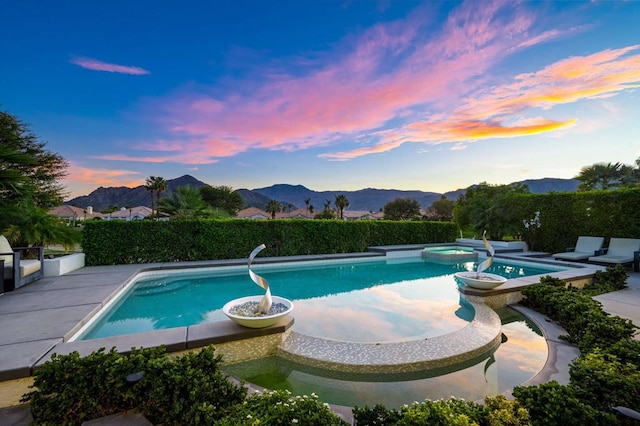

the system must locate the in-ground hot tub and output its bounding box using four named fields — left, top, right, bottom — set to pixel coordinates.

left=422, top=245, right=478, bottom=262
